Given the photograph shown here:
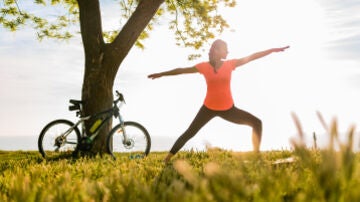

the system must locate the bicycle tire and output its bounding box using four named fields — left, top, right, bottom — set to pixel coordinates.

left=38, top=119, right=81, bottom=159
left=106, top=121, right=151, bottom=158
